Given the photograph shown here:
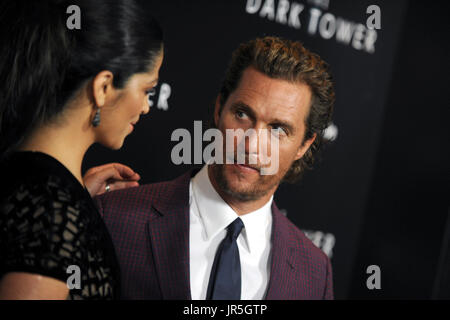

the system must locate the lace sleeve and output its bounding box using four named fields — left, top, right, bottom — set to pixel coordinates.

left=0, top=177, right=88, bottom=284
